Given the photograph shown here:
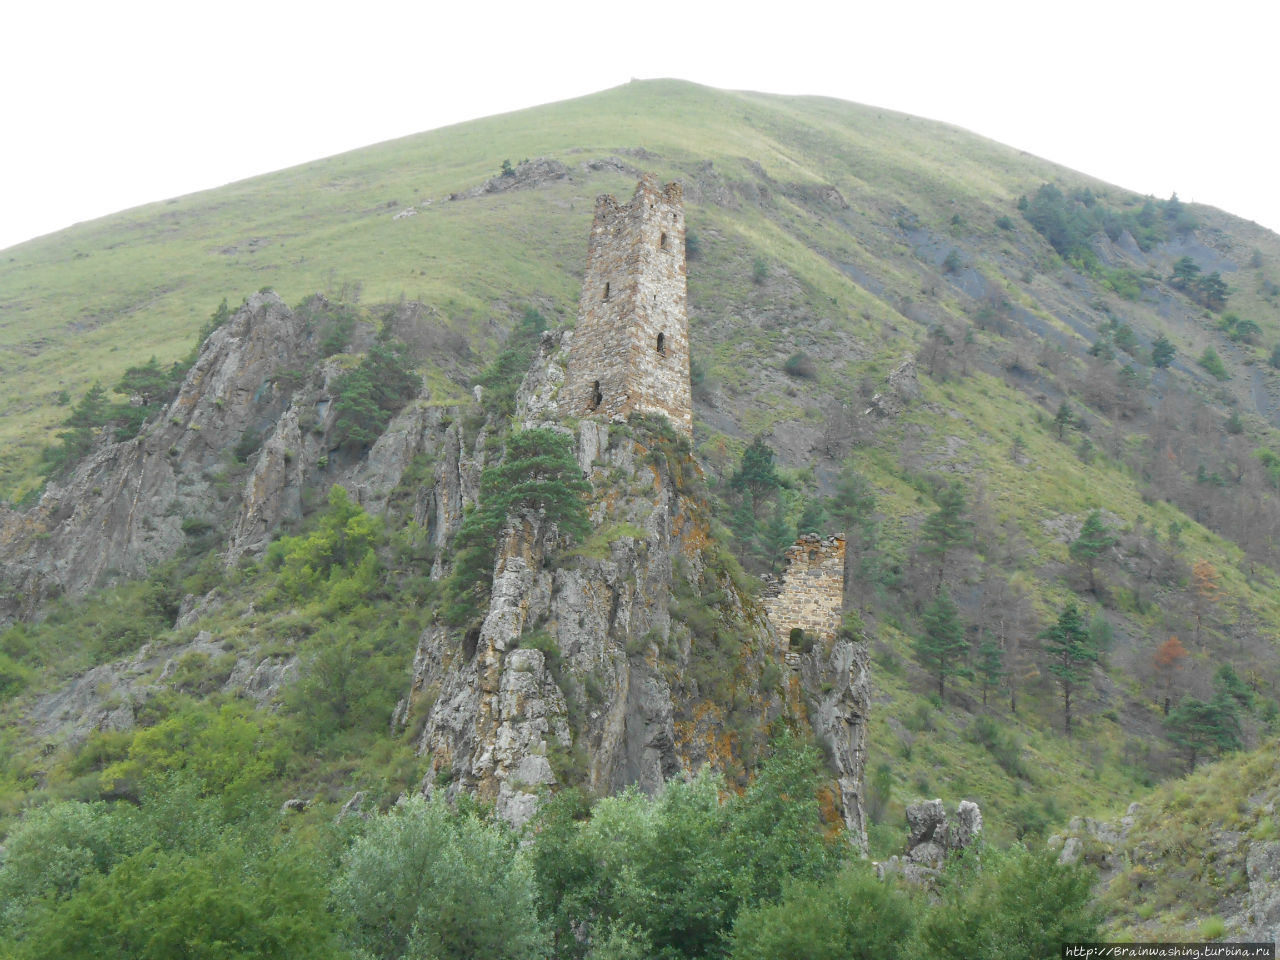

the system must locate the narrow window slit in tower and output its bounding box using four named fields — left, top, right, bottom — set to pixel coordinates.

left=660, top=232, right=667, bottom=249
left=656, top=332, right=665, bottom=355
left=590, top=381, right=603, bottom=411
left=603, top=282, right=610, bottom=301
